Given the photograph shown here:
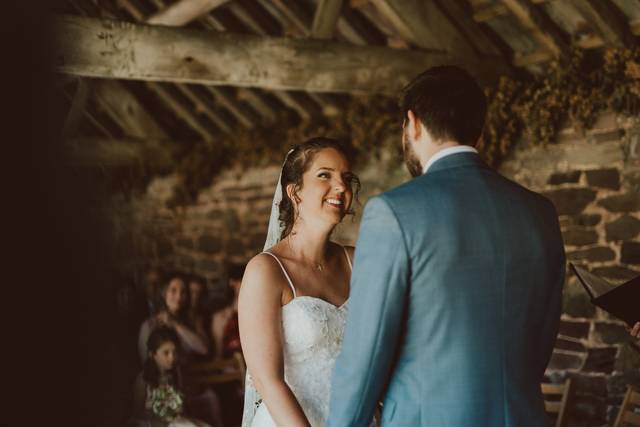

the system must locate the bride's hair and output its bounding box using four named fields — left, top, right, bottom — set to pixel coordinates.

left=278, top=137, right=360, bottom=240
